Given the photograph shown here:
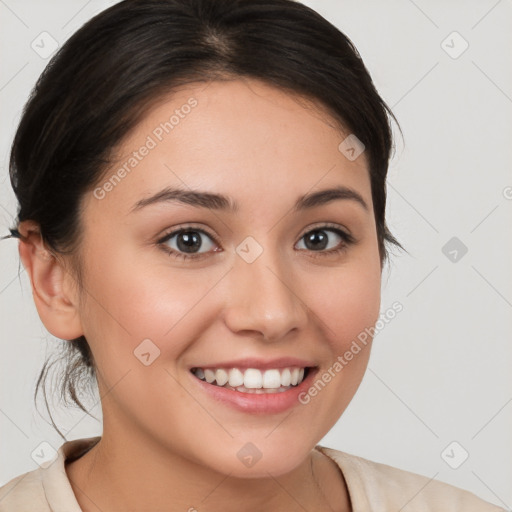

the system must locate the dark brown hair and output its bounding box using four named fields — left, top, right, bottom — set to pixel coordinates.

left=3, top=0, right=404, bottom=437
